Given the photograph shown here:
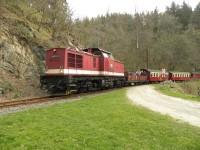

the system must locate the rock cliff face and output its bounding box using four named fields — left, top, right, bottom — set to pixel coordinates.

left=0, top=29, right=39, bottom=79
left=0, top=27, right=44, bottom=100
